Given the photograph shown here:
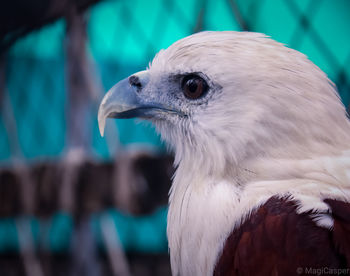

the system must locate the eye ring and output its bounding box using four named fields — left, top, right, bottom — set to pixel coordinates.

left=181, top=74, right=208, bottom=100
